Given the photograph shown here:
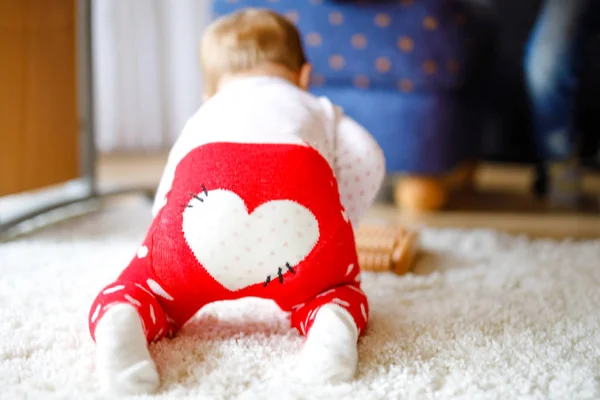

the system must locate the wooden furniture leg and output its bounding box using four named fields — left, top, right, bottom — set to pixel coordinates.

left=394, top=176, right=448, bottom=212
left=393, top=161, right=479, bottom=212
